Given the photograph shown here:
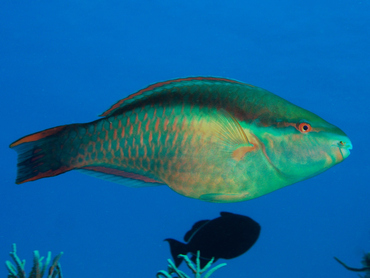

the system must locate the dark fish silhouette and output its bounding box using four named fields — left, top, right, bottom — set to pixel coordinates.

left=165, top=212, right=261, bottom=267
